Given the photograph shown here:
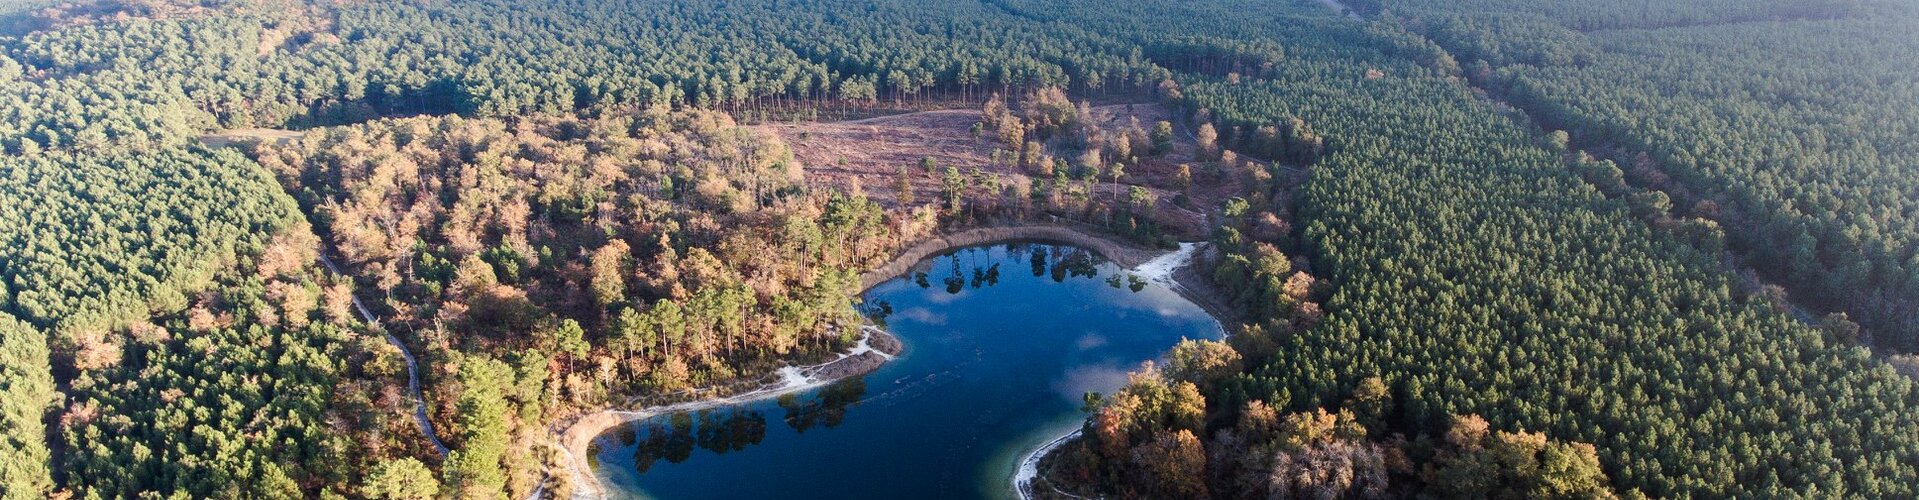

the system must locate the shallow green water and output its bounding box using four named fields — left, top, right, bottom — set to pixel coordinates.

left=590, top=243, right=1222, bottom=499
